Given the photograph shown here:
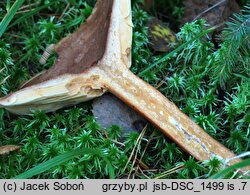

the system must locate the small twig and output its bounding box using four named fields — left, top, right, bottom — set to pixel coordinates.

left=193, top=0, right=226, bottom=21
